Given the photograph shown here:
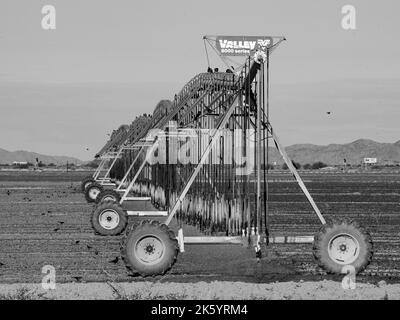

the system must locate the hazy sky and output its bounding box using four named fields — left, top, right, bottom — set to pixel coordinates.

left=0, top=0, right=399, bottom=160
